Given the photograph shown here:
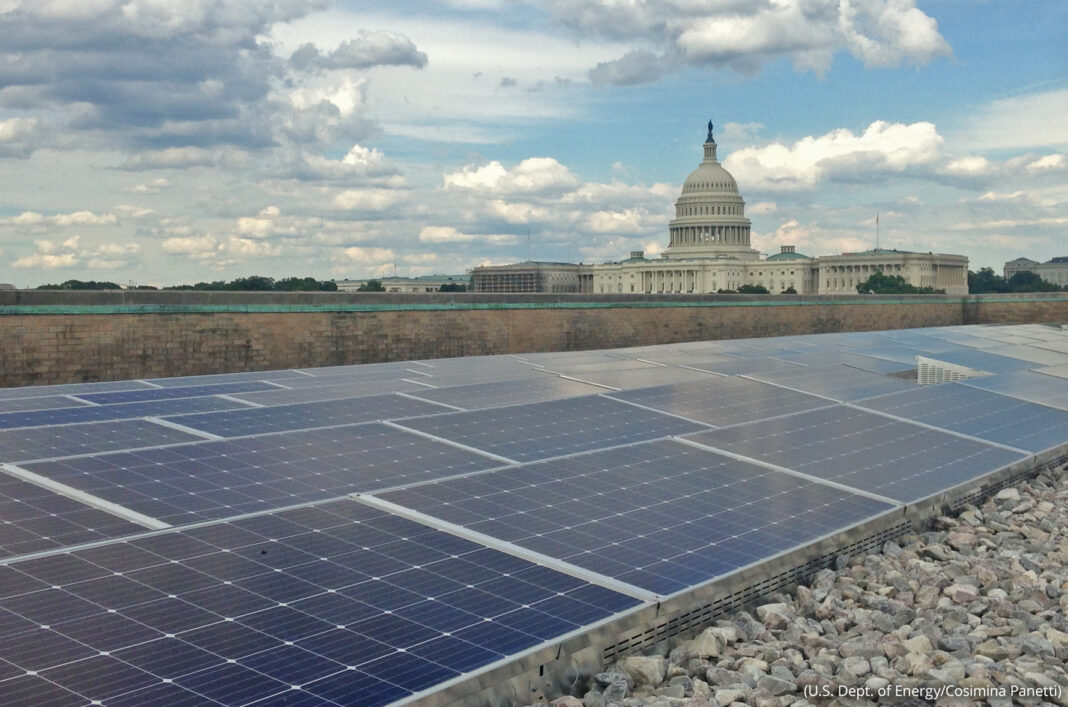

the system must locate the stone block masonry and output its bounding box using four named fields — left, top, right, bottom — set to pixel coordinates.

left=1, top=291, right=1065, bottom=387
